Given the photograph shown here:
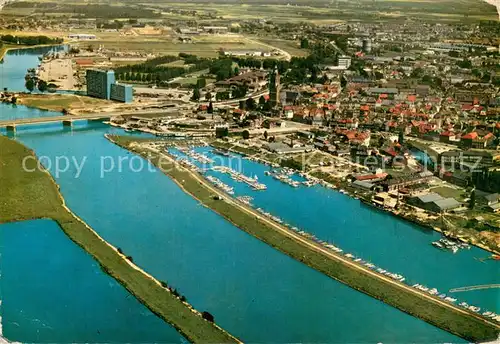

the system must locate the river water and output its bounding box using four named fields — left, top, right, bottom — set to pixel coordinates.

left=0, top=219, right=184, bottom=343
